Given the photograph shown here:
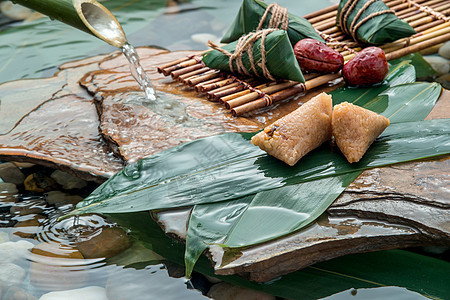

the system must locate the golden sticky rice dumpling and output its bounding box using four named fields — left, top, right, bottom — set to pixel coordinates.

left=251, top=92, right=332, bottom=166
left=332, top=102, right=390, bottom=163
